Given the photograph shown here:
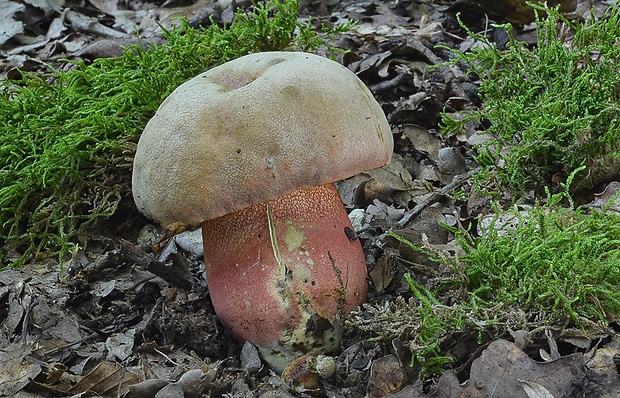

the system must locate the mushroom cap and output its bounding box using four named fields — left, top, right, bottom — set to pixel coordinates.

left=132, top=51, right=393, bottom=226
